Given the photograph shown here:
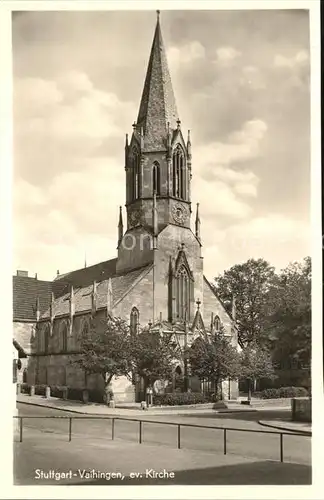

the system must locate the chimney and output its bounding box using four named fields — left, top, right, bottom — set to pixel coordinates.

left=17, top=270, right=28, bottom=277
left=56, top=270, right=60, bottom=276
